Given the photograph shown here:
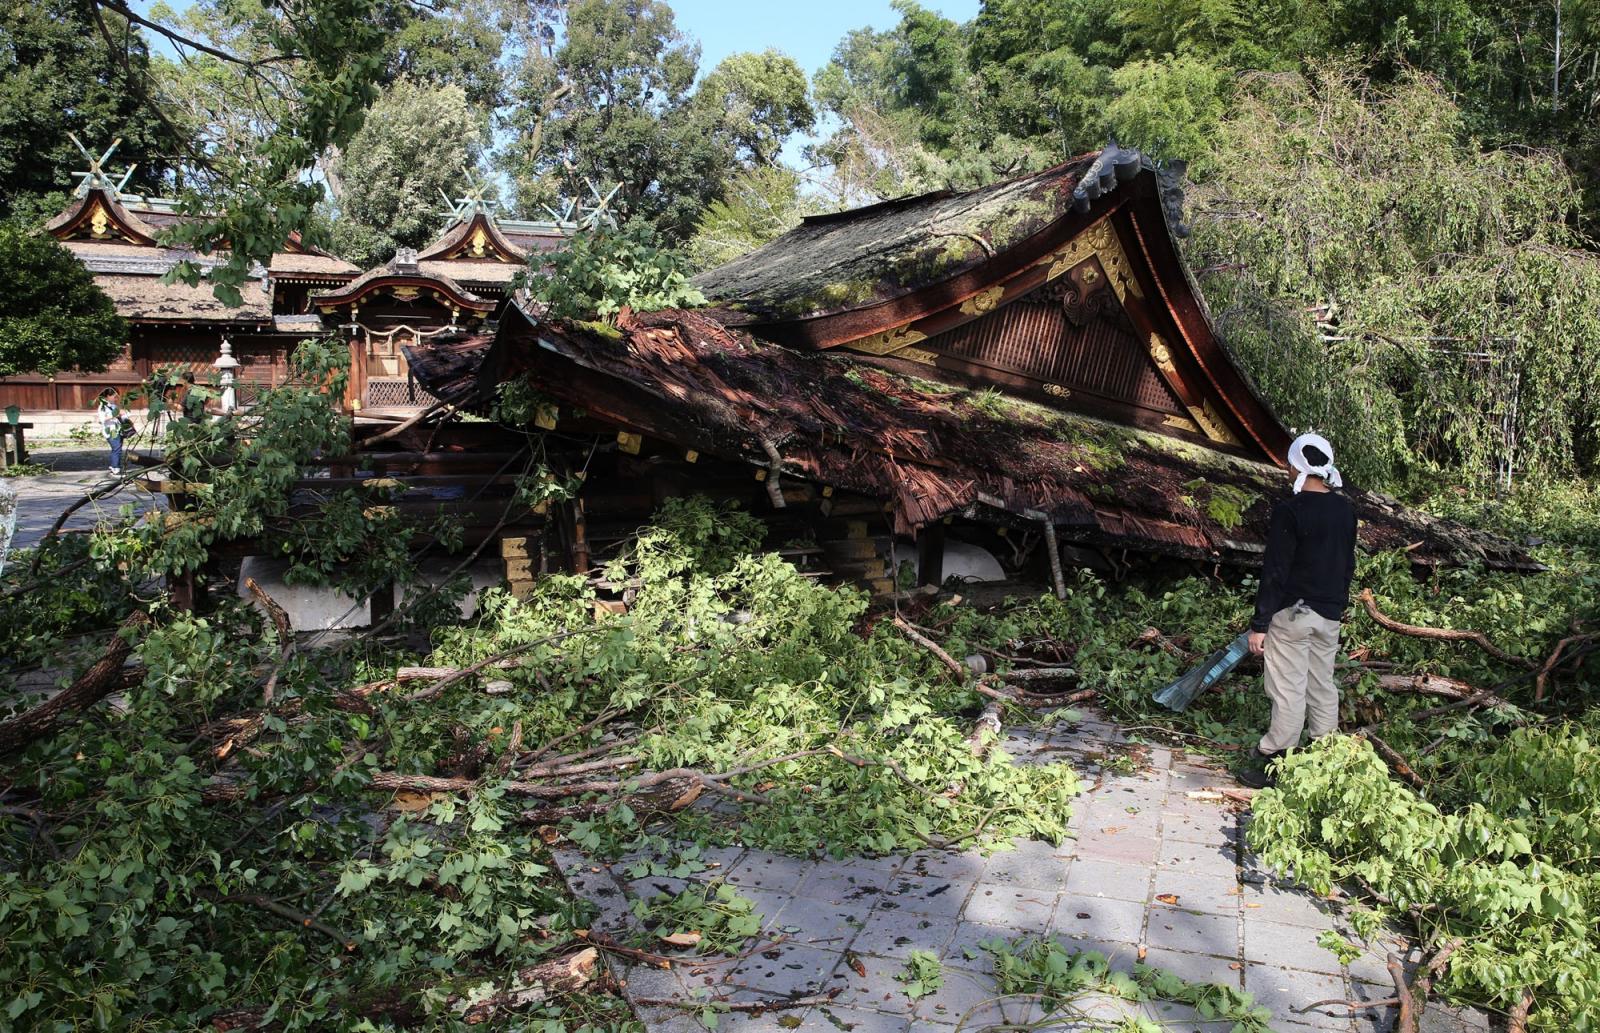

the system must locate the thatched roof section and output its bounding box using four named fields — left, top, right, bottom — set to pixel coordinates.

left=96, top=274, right=271, bottom=323
left=269, top=251, right=360, bottom=277
left=401, top=333, right=493, bottom=401
left=417, top=259, right=521, bottom=288
left=692, top=154, right=1099, bottom=323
